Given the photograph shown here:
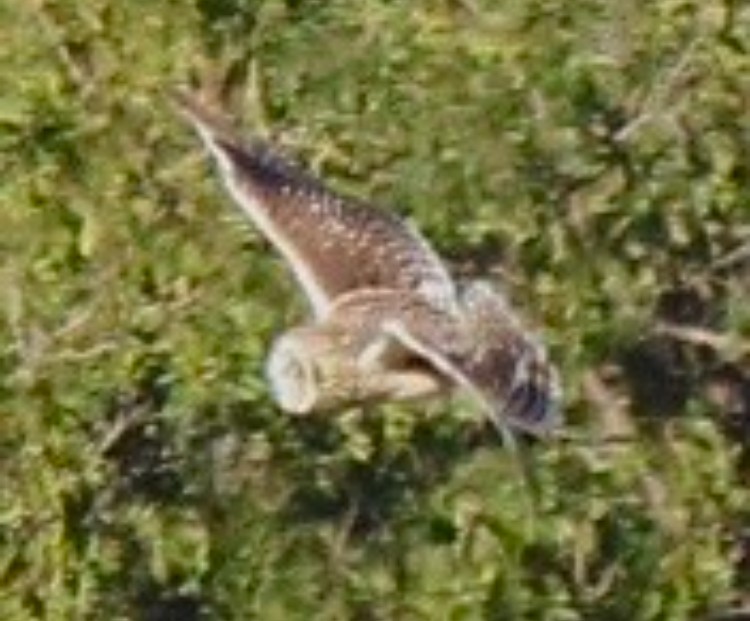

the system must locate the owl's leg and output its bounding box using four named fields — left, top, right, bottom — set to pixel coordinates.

left=357, top=332, right=449, bottom=401
left=357, top=331, right=412, bottom=370
left=366, top=368, right=448, bottom=402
